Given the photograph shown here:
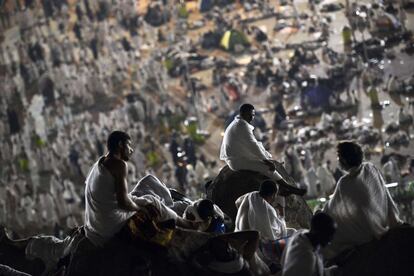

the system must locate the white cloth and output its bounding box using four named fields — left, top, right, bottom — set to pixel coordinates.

left=84, top=158, right=134, bottom=247
left=235, top=192, right=286, bottom=240
left=323, top=162, right=402, bottom=258
left=207, top=257, right=245, bottom=274
left=130, top=174, right=174, bottom=207
left=220, top=116, right=281, bottom=180
left=388, top=76, right=398, bottom=92
left=131, top=194, right=178, bottom=222
left=304, top=167, right=319, bottom=198
left=316, top=165, right=336, bottom=196
left=25, top=235, right=66, bottom=272
left=382, top=160, right=401, bottom=184
left=220, top=116, right=272, bottom=163
left=130, top=174, right=187, bottom=217
left=281, top=230, right=329, bottom=276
